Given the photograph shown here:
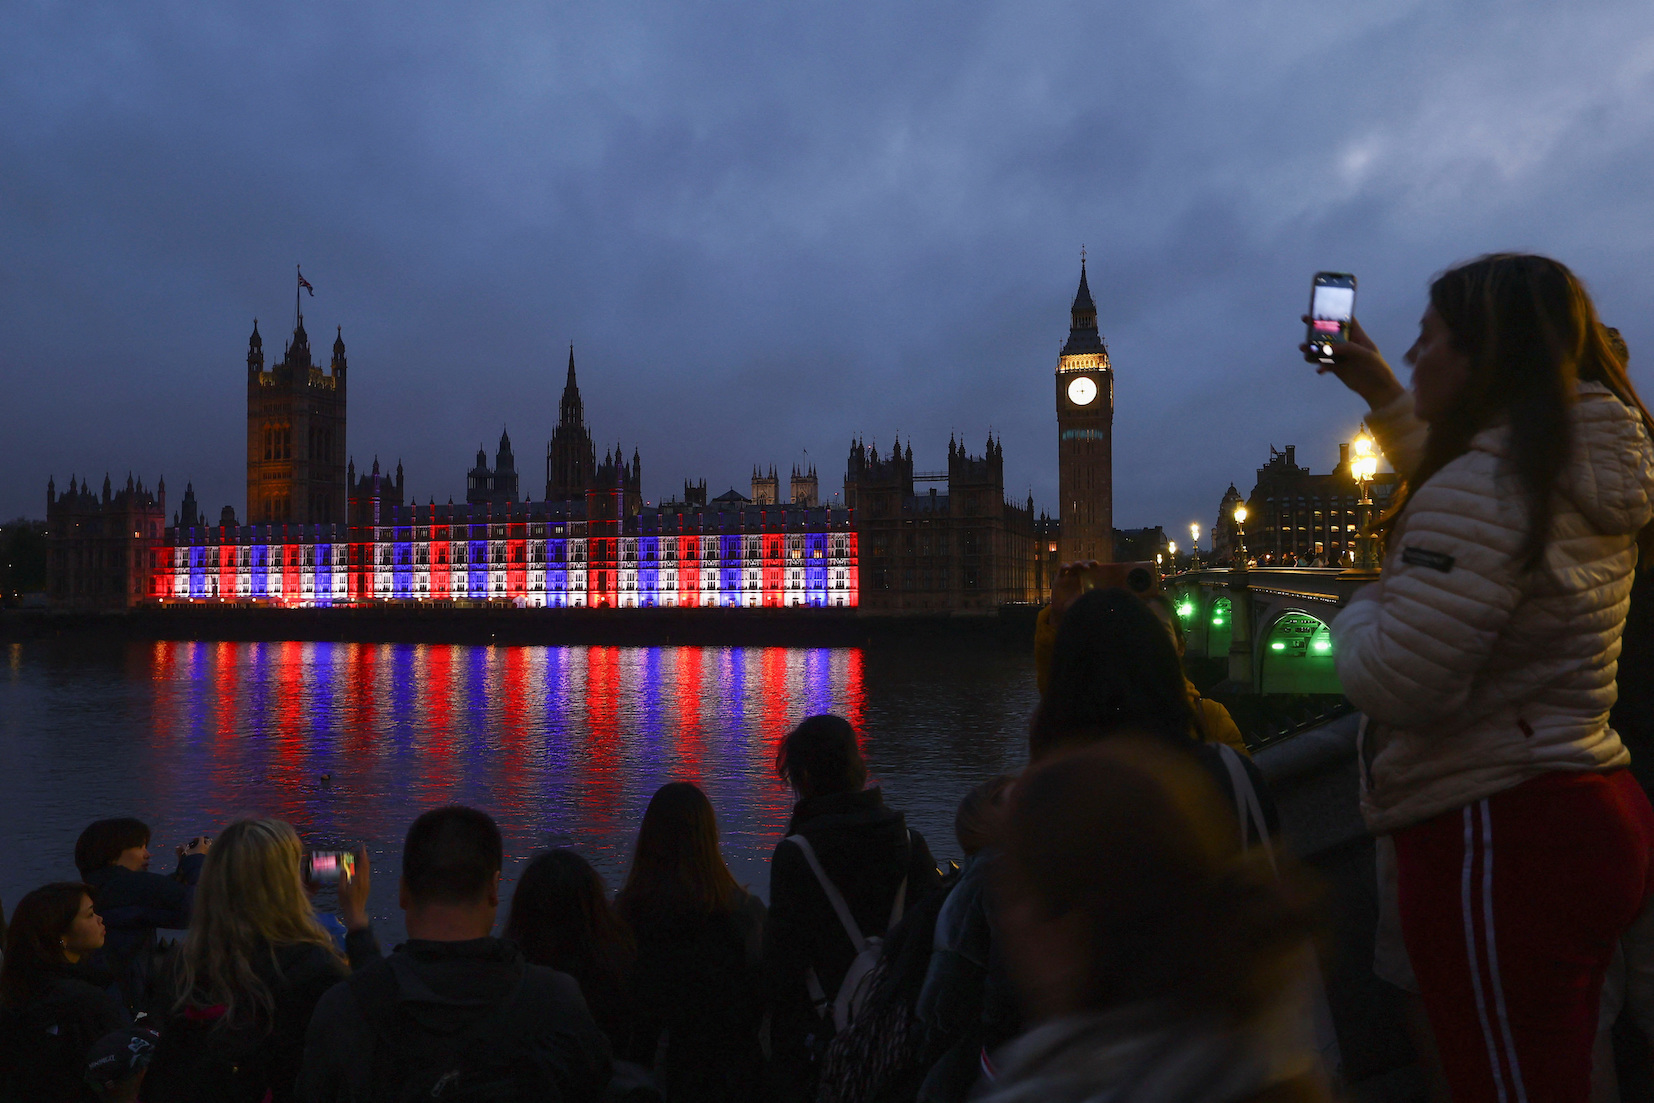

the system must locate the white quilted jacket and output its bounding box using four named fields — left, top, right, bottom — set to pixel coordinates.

left=1334, top=383, right=1654, bottom=834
